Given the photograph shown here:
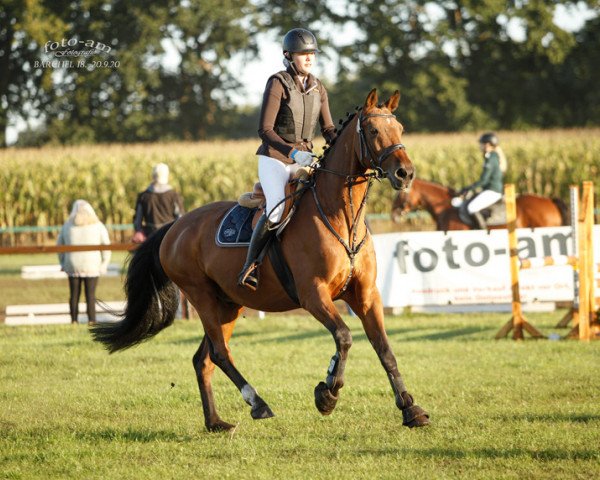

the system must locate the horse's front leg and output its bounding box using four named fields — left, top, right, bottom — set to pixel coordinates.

left=345, top=284, right=430, bottom=428
left=302, top=286, right=353, bottom=416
